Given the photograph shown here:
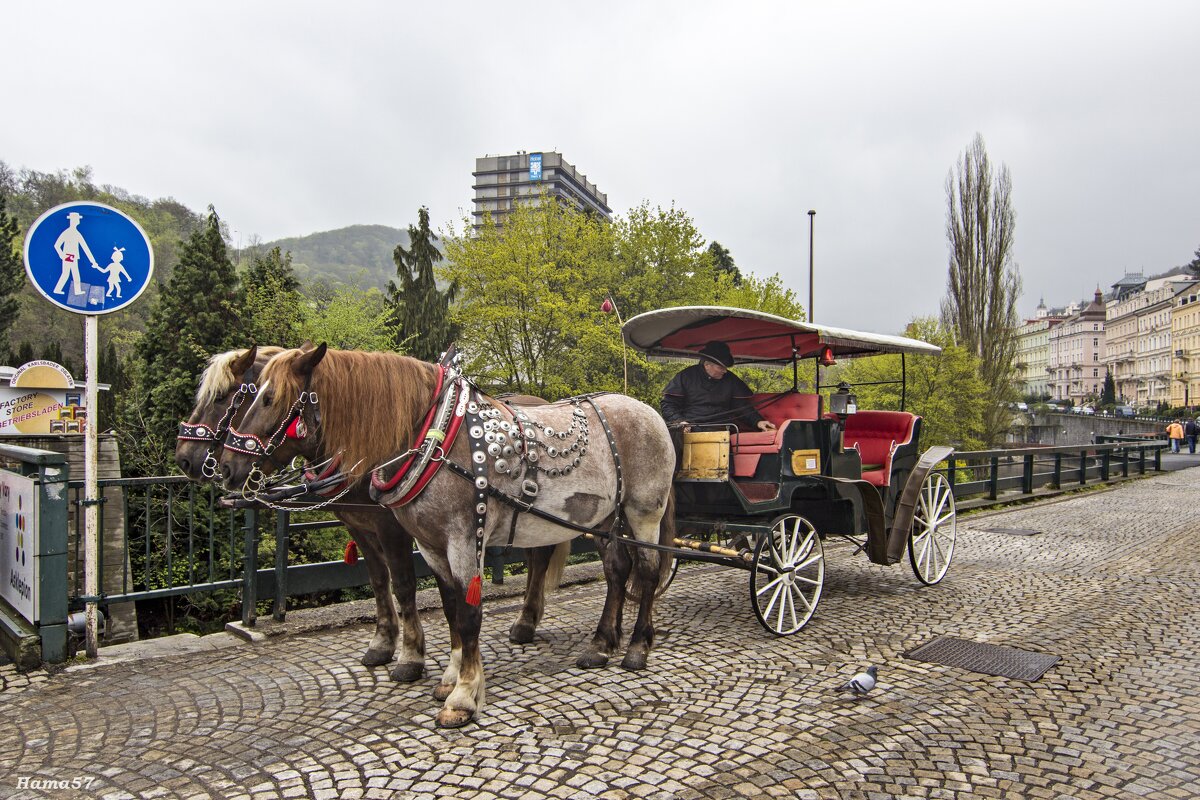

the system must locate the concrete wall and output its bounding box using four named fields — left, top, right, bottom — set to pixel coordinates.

left=1010, top=412, right=1167, bottom=446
